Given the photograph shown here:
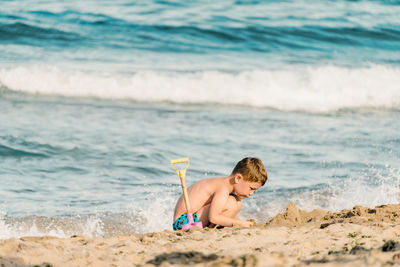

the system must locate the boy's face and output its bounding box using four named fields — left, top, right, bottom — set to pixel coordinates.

left=233, top=175, right=262, bottom=199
